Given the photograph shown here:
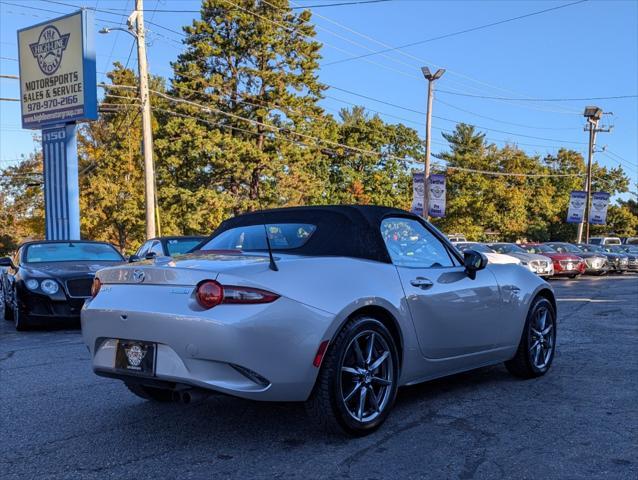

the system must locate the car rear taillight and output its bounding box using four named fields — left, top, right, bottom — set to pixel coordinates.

left=195, top=280, right=279, bottom=309
left=222, top=286, right=280, bottom=304
left=196, top=280, right=224, bottom=309
left=91, top=277, right=102, bottom=298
